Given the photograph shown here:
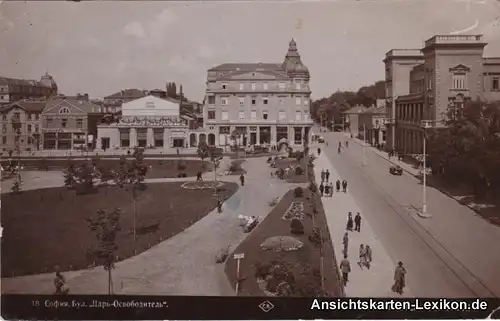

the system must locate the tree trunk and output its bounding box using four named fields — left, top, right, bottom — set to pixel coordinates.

left=108, top=269, right=112, bottom=294
left=133, top=189, right=137, bottom=242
